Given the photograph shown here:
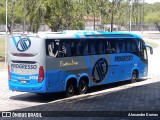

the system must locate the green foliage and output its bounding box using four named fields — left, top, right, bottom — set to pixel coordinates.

left=145, top=12, right=160, bottom=23
left=0, top=0, right=23, bottom=33
left=0, top=0, right=23, bottom=24
left=0, top=0, right=6, bottom=24
left=43, top=0, right=85, bottom=31
left=145, top=12, right=160, bottom=31
left=26, top=0, right=46, bottom=33
left=26, top=0, right=85, bottom=32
